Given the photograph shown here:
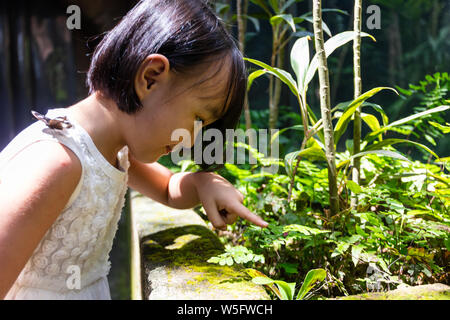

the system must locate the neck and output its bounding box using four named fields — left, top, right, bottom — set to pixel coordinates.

left=66, top=92, right=127, bottom=169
